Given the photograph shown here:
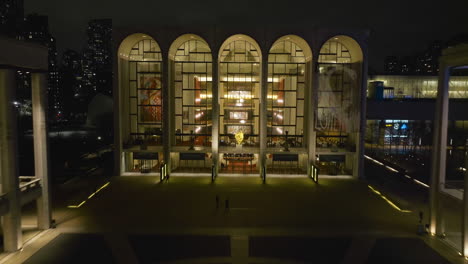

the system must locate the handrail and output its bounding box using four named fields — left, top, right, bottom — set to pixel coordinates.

left=19, top=178, right=41, bottom=192
left=310, top=163, right=319, bottom=184
left=19, top=176, right=36, bottom=179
